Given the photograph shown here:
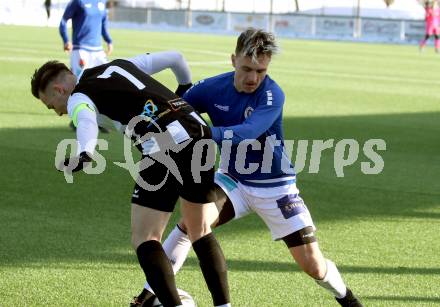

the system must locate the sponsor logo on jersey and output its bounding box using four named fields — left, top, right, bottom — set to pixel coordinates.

left=141, top=99, right=158, bottom=118
left=244, top=106, right=254, bottom=118
left=214, top=104, right=229, bottom=112
left=168, top=98, right=188, bottom=111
